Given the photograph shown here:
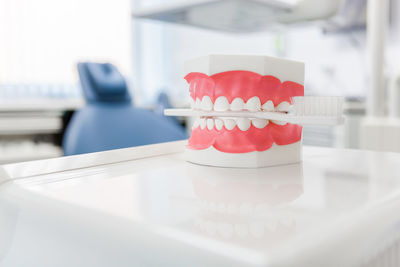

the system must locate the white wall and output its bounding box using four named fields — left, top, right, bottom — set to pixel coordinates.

left=133, top=22, right=371, bottom=104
